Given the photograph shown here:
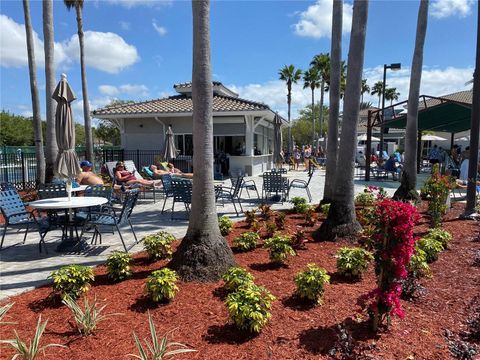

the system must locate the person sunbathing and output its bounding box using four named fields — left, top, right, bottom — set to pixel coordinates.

left=76, top=160, right=104, bottom=185
left=115, top=162, right=159, bottom=186
left=151, top=163, right=193, bottom=179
